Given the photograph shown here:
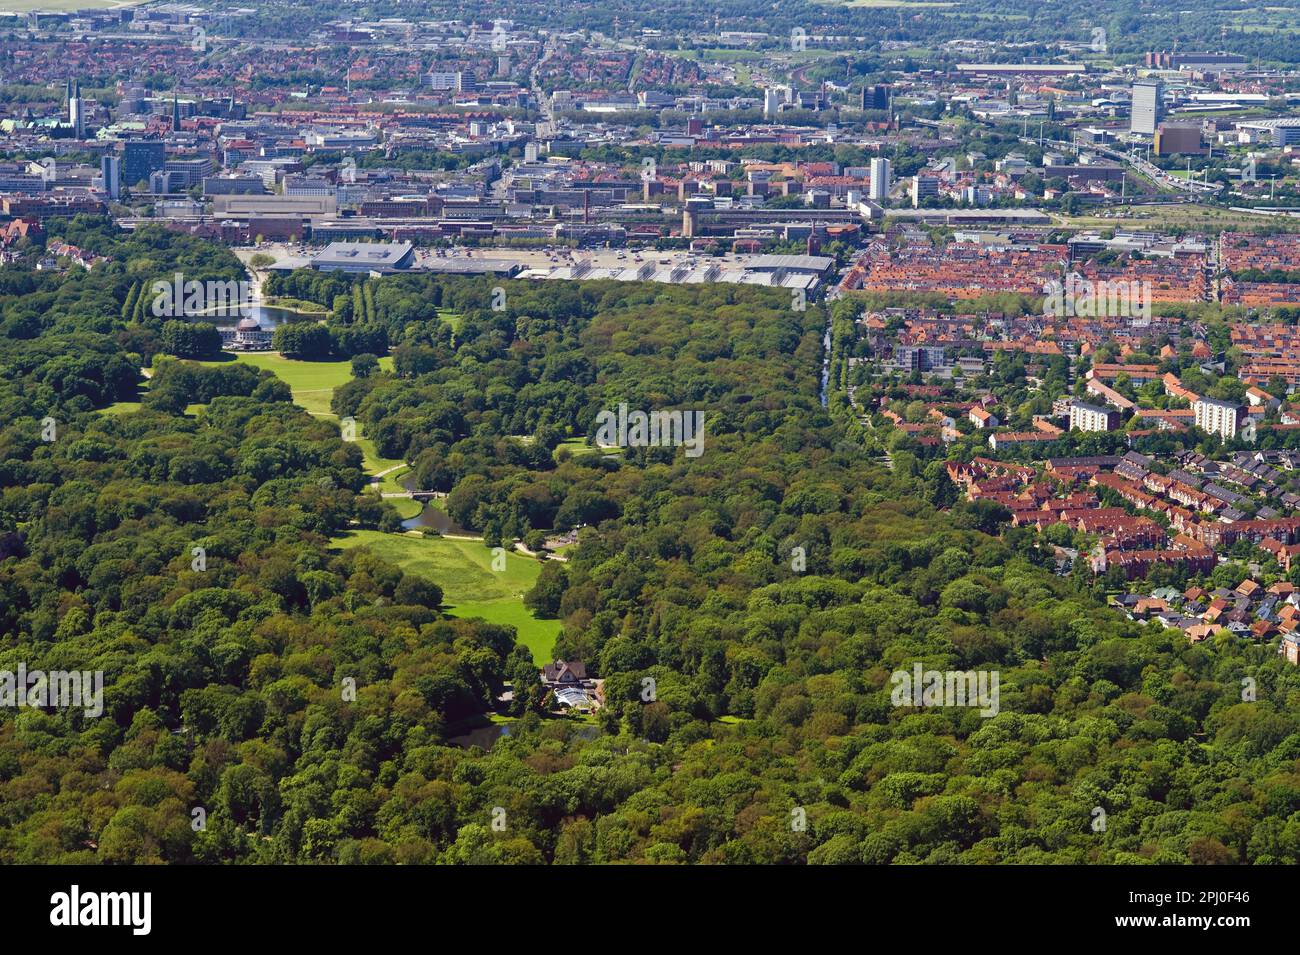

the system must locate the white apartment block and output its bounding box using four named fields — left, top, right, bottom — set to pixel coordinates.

left=1194, top=397, right=1241, bottom=441
left=1069, top=400, right=1118, bottom=432
left=869, top=157, right=891, bottom=201
left=424, top=72, right=463, bottom=91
